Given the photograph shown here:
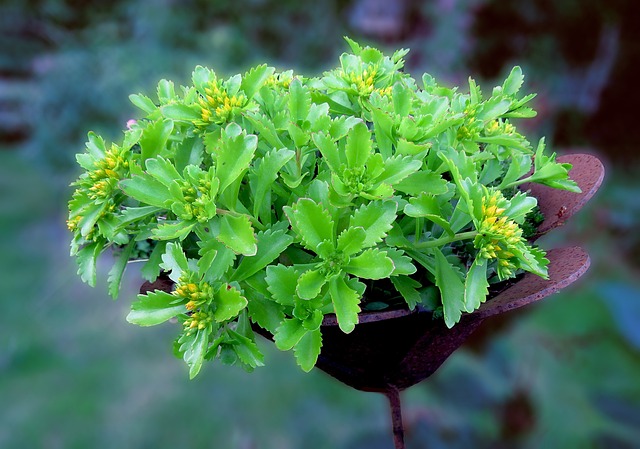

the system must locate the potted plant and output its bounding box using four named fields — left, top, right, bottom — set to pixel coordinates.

left=68, top=38, right=591, bottom=382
